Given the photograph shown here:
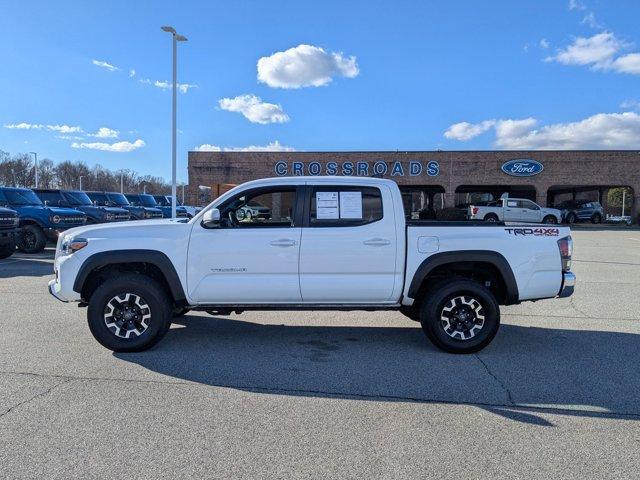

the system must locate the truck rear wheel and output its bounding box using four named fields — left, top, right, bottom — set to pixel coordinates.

left=483, top=214, right=499, bottom=222
left=87, top=273, right=172, bottom=352
left=17, top=224, right=47, bottom=253
left=419, top=279, right=500, bottom=354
